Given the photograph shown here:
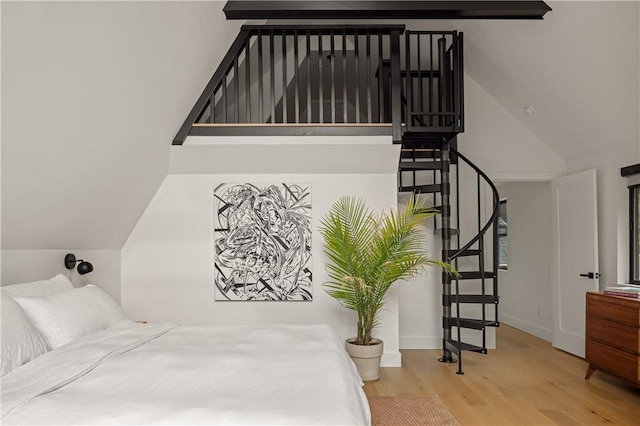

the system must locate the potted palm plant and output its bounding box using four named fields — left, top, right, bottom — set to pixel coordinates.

left=319, top=195, right=457, bottom=381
